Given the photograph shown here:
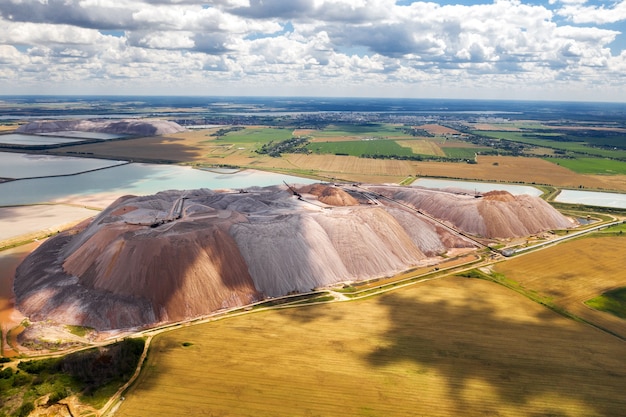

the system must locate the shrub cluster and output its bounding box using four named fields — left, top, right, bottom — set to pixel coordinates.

left=257, top=137, right=310, bottom=157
